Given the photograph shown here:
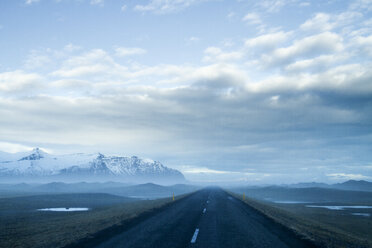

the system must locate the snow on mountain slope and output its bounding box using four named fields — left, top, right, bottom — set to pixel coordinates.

left=0, top=148, right=185, bottom=182
left=0, top=148, right=97, bottom=176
